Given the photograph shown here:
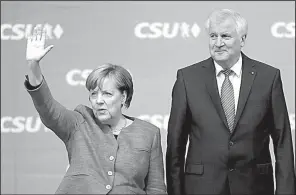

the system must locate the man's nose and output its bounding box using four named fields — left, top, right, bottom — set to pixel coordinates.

left=215, top=37, right=224, bottom=47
